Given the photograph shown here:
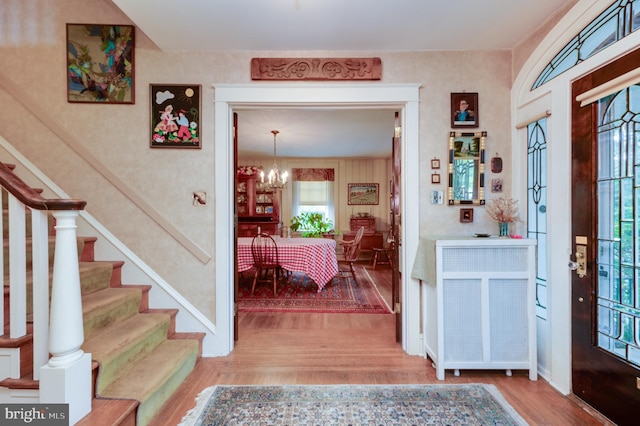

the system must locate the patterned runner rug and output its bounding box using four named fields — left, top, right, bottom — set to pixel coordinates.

left=238, top=265, right=390, bottom=314
left=178, top=384, right=528, bottom=426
